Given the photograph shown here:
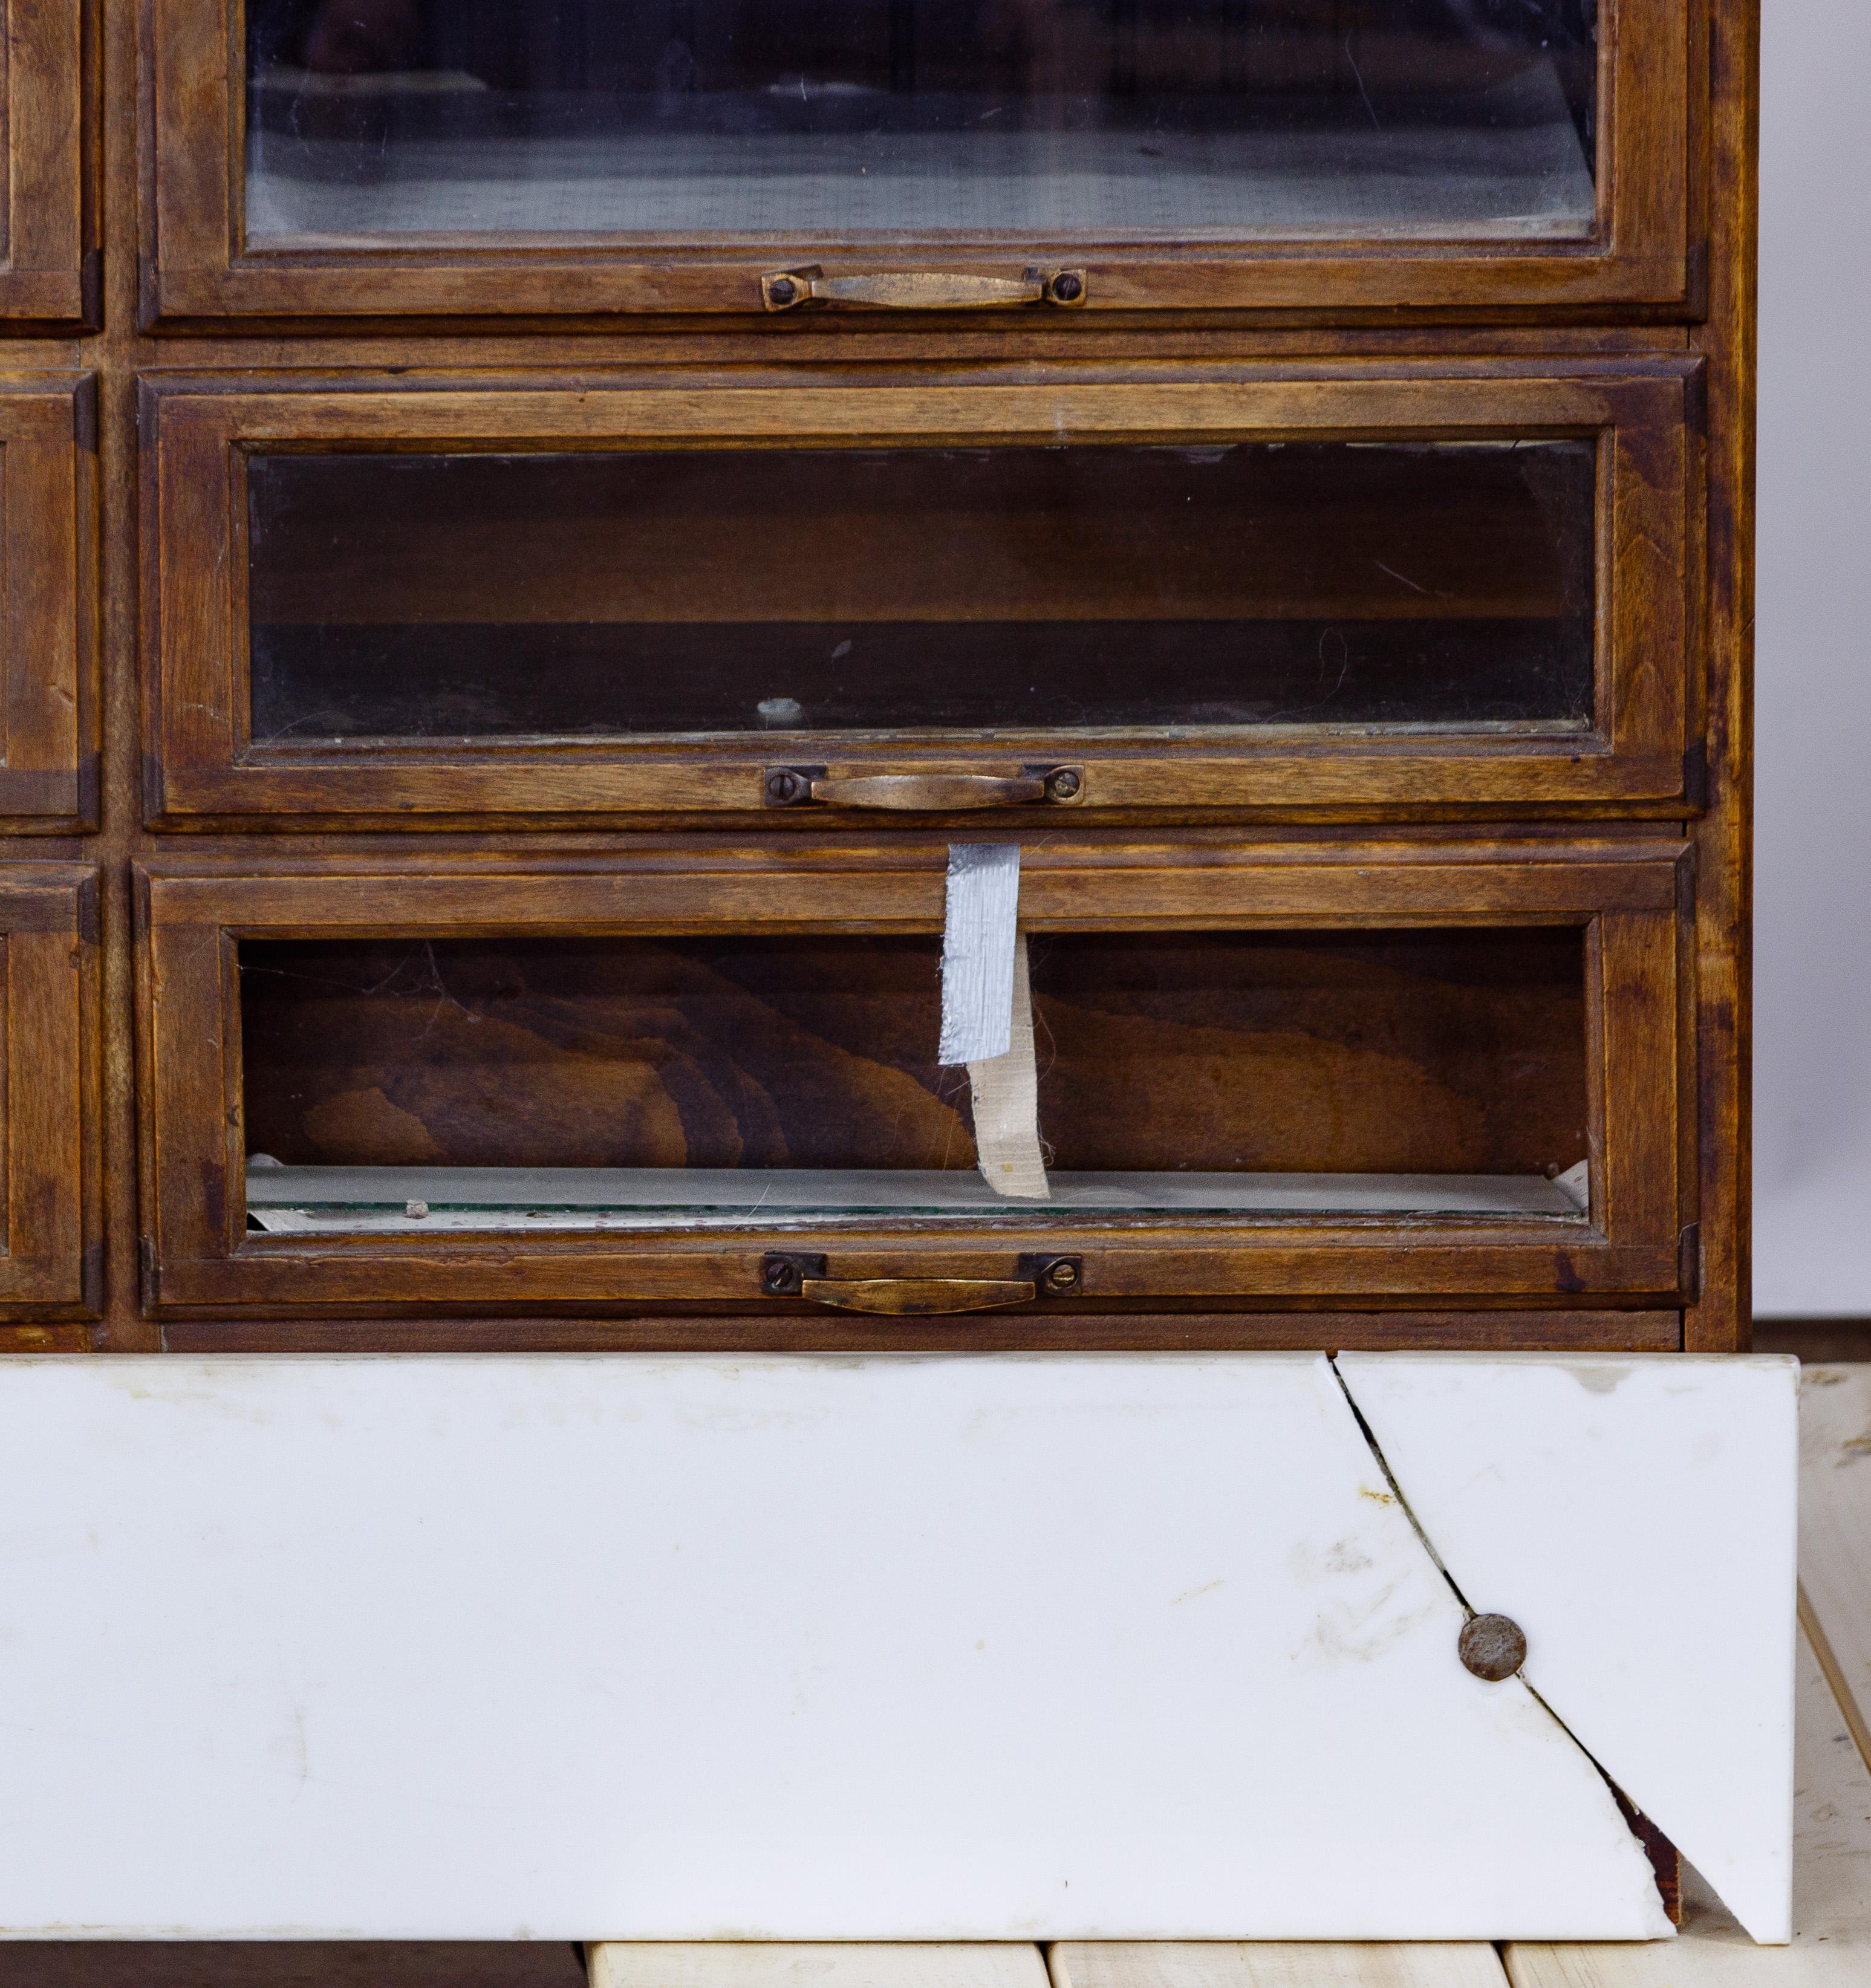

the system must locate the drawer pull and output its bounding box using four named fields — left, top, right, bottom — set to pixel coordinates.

left=762, top=267, right=1087, bottom=311
left=766, top=767, right=1084, bottom=810
left=799, top=1276, right=1036, bottom=1316
left=762, top=1254, right=1081, bottom=1314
